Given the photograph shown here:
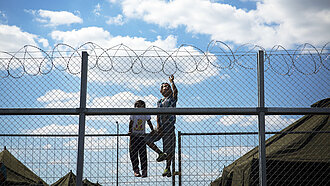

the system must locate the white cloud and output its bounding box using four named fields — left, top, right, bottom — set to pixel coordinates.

left=0, top=25, right=50, bottom=74
left=219, top=115, right=258, bottom=126
left=219, top=74, right=230, bottom=79
left=32, top=9, right=83, bottom=27
left=211, top=146, right=253, bottom=157
left=182, top=115, right=217, bottom=123
left=0, top=11, right=7, bottom=24
left=0, top=25, right=39, bottom=52
left=106, top=14, right=125, bottom=25
left=50, top=27, right=221, bottom=87
left=119, top=0, right=330, bottom=48
left=37, top=89, right=82, bottom=108
left=38, top=38, right=49, bottom=48
left=38, top=89, right=79, bottom=102
left=37, top=89, right=159, bottom=108
left=25, top=123, right=108, bottom=135
left=107, top=0, right=118, bottom=3
left=88, top=91, right=159, bottom=124
left=64, top=136, right=128, bottom=151
left=50, top=26, right=176, bottom=49
left=49, top=156, right=73, bottom=168
left=36, top=90, right=160, bottom=125
left=90, top=91, right=159, bottom=108
left=93, top=3, right=102, bottom=16
left=218, top=115, right=296, bottom=130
